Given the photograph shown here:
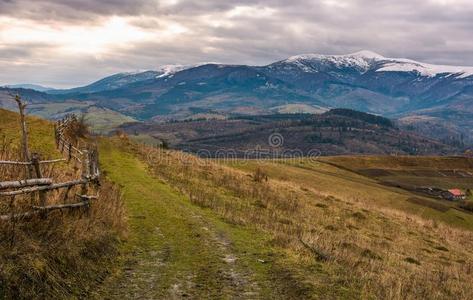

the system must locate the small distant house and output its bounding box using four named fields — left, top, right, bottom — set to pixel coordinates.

left=444, top=189, right=466, bottom=201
